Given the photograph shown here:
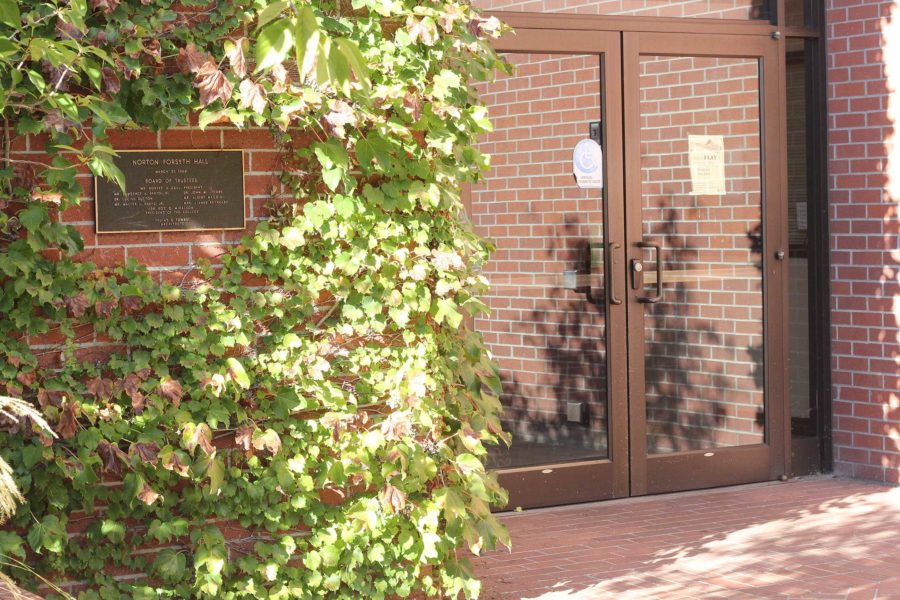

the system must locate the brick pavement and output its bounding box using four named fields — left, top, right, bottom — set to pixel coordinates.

left=473, top=477, right=900, bottom=599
